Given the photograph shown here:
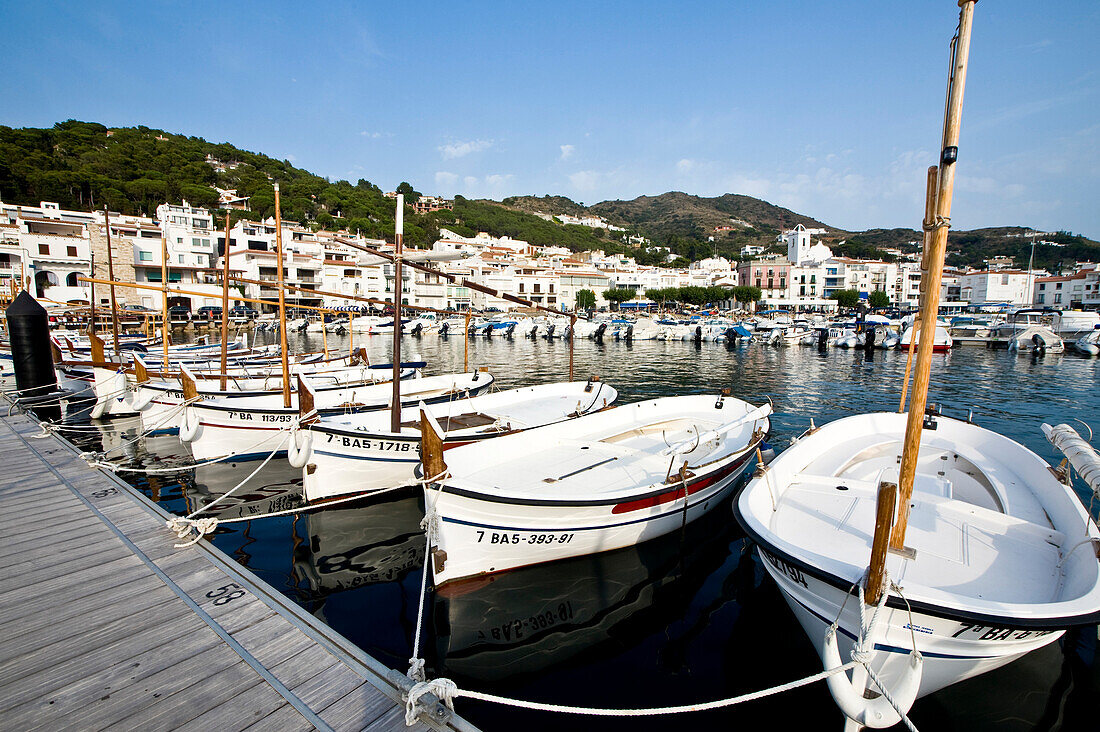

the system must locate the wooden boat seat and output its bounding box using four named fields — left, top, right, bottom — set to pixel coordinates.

left=400, top=412, right=498, bottom=431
